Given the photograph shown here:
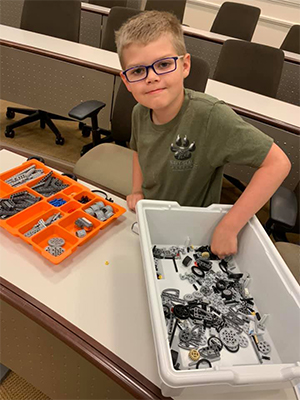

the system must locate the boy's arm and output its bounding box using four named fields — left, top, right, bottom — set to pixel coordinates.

left=127, top=151, right=144, bottom=211
left=211, top=143, right=291, bottom=258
